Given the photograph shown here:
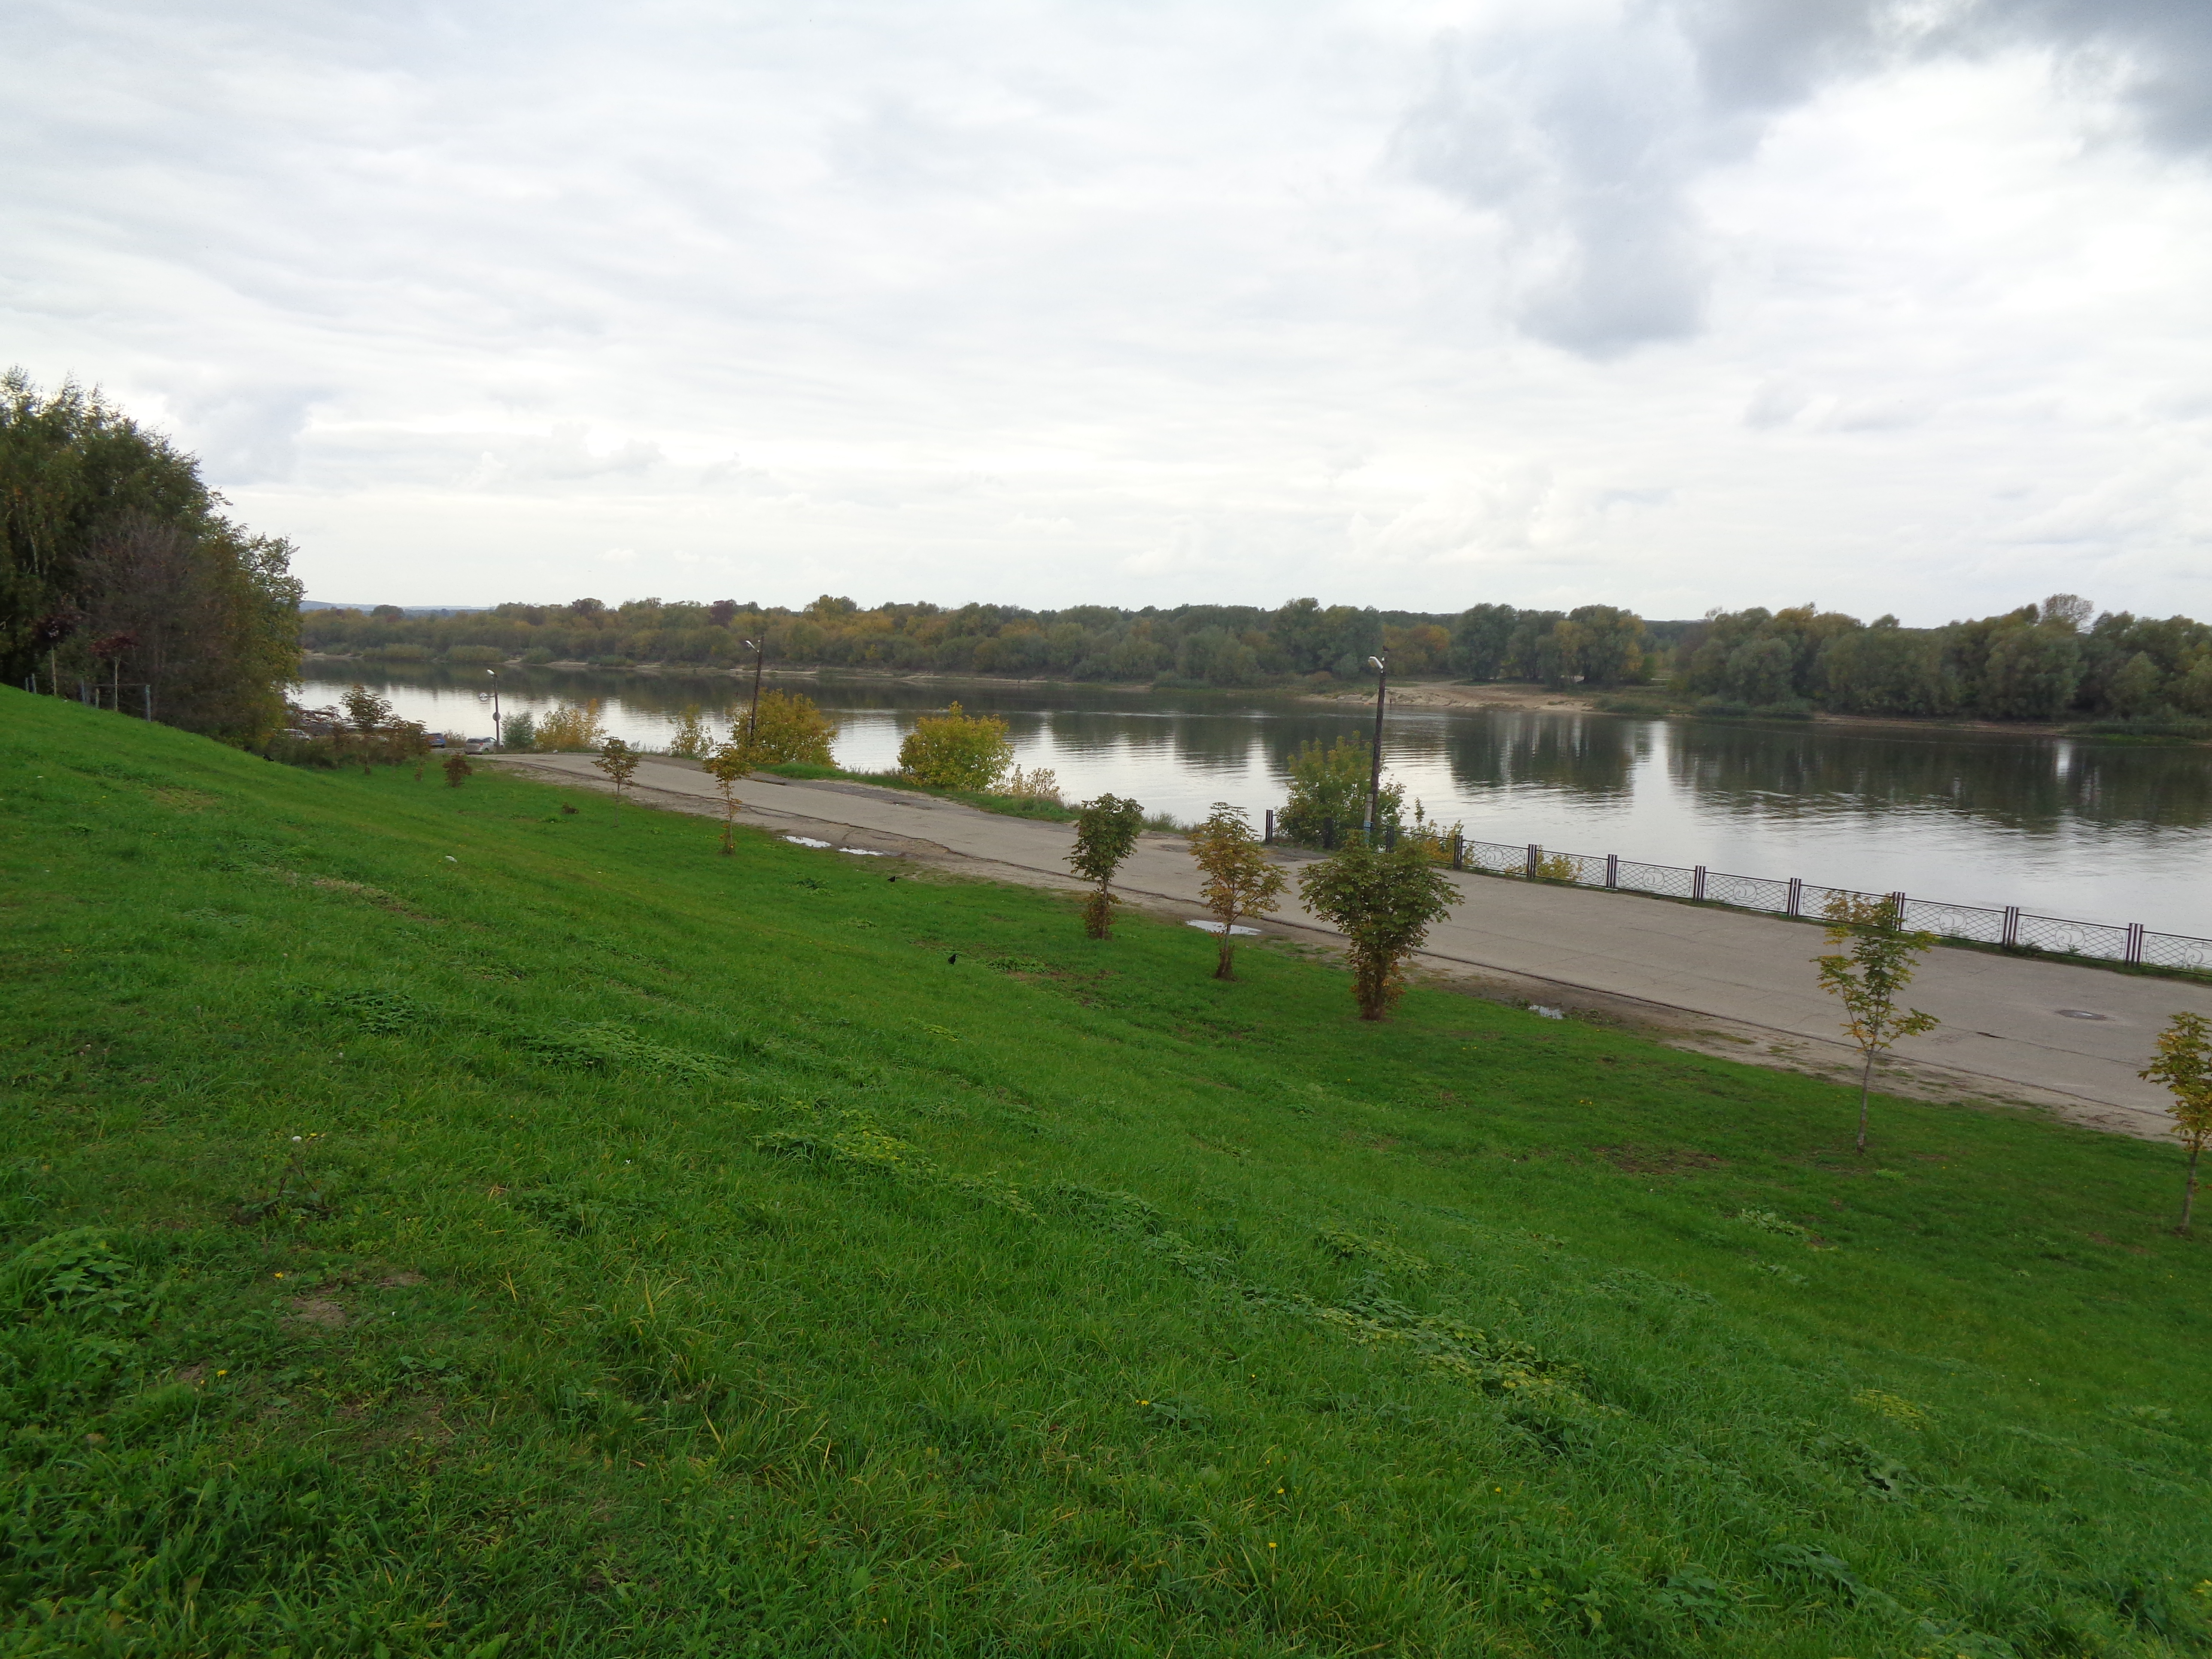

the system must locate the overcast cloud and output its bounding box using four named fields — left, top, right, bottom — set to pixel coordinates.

left=4, top=0, right=2210, bottom=621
